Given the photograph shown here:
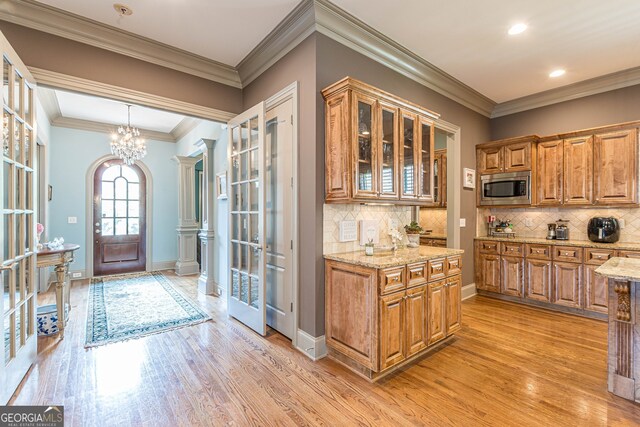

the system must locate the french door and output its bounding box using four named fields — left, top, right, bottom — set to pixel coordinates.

left=0, top=31, right=37, bottom=404
left=228, top=102, right=267, bottom=335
